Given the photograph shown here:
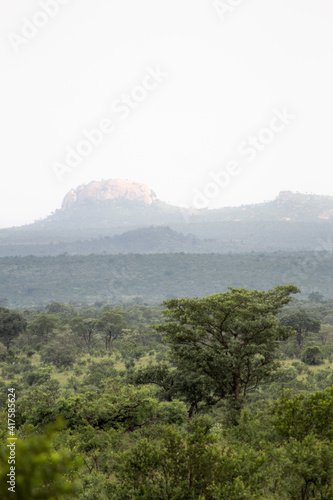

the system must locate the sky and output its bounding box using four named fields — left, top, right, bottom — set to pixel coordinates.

left=0, top=0, right=333, bottom=227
